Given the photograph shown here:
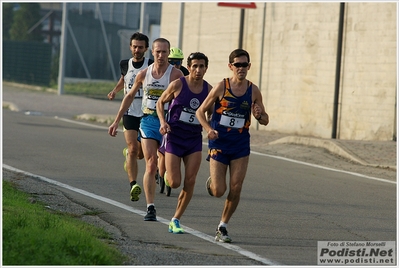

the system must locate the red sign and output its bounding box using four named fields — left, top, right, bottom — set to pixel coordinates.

left=218, top=2, right=257, bottom=9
